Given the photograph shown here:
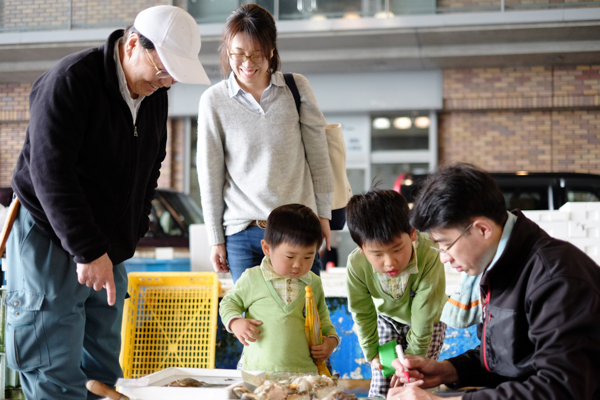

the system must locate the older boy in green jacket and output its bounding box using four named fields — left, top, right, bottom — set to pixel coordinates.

left=345, top=188, right=448, bottom=398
